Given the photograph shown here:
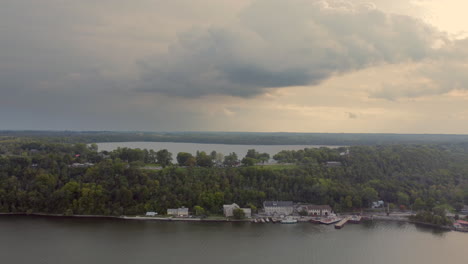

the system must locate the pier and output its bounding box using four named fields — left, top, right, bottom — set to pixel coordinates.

left=335, top=216, right=351, bottom=229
